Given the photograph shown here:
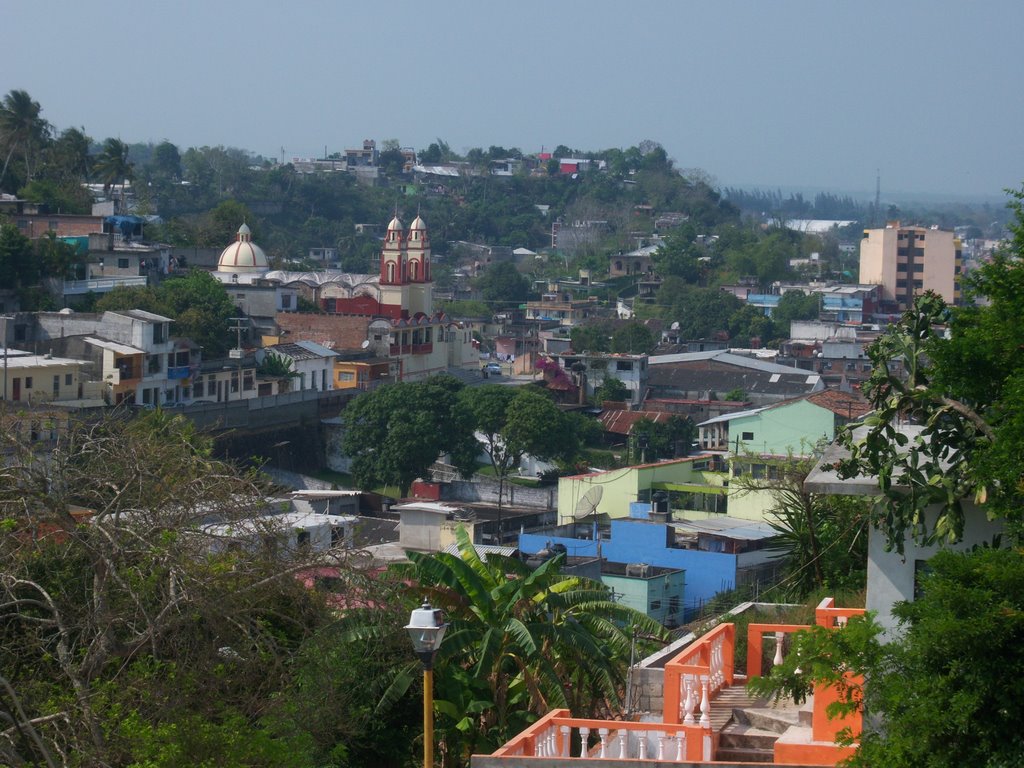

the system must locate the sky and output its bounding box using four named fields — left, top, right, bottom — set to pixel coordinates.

left=5, top=0, right=1022, bottom=200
